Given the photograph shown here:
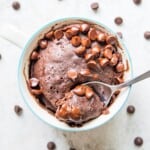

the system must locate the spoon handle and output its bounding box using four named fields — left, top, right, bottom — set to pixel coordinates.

left=116, top=70, right=150, bottom=90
